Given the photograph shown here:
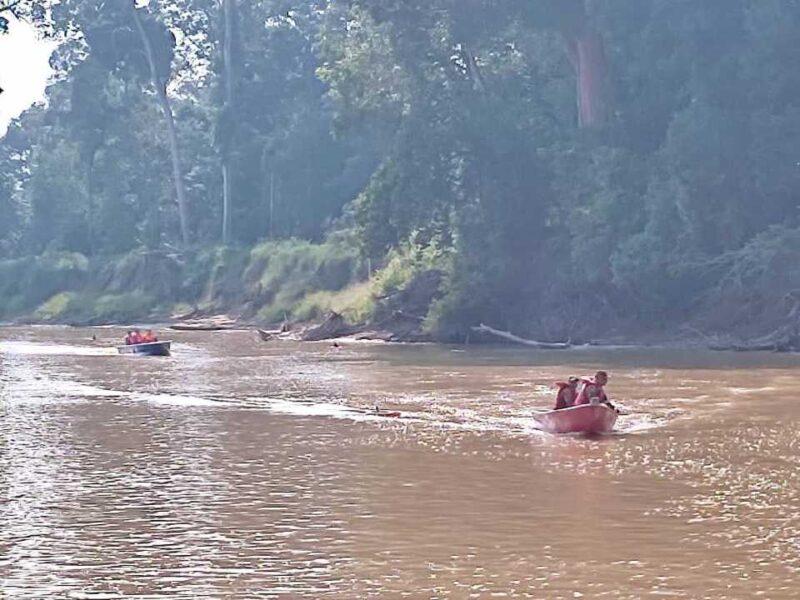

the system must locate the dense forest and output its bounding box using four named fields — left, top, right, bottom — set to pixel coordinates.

left=1, top=0, right=800, bottom=343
